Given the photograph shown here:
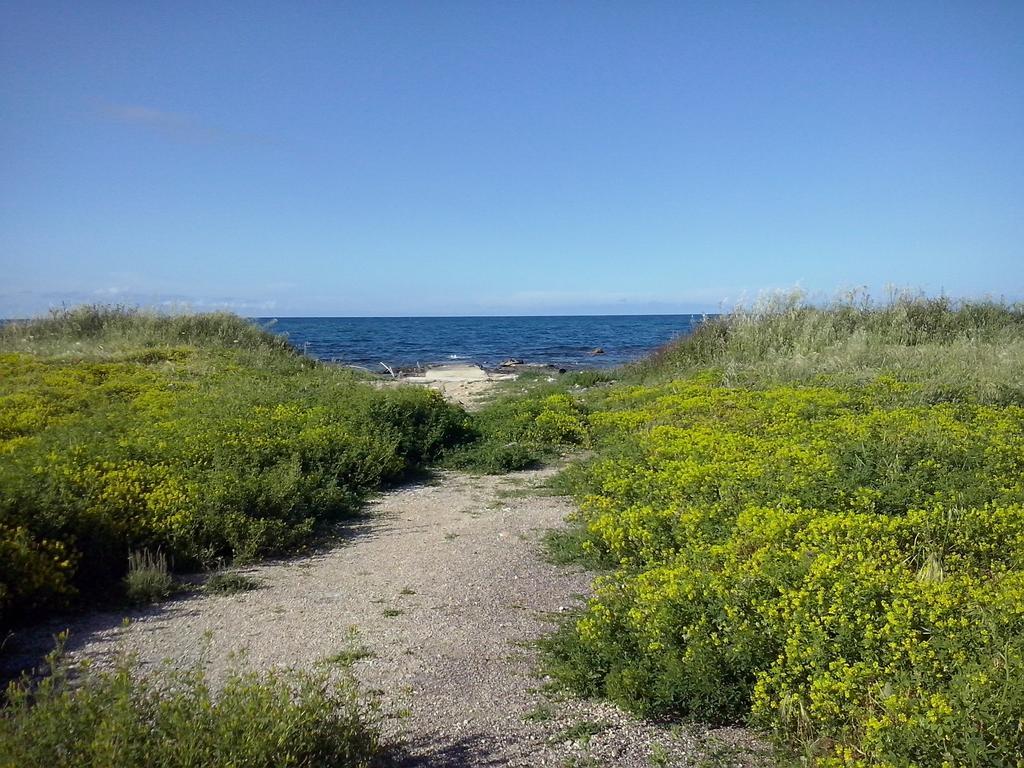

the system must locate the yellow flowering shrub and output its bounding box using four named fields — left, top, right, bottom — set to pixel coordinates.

left=0, top=524, right=76, bottom=617
left=0, top=344, right=470, bottom=627
left=549, top=376, right=1024, bottom=766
